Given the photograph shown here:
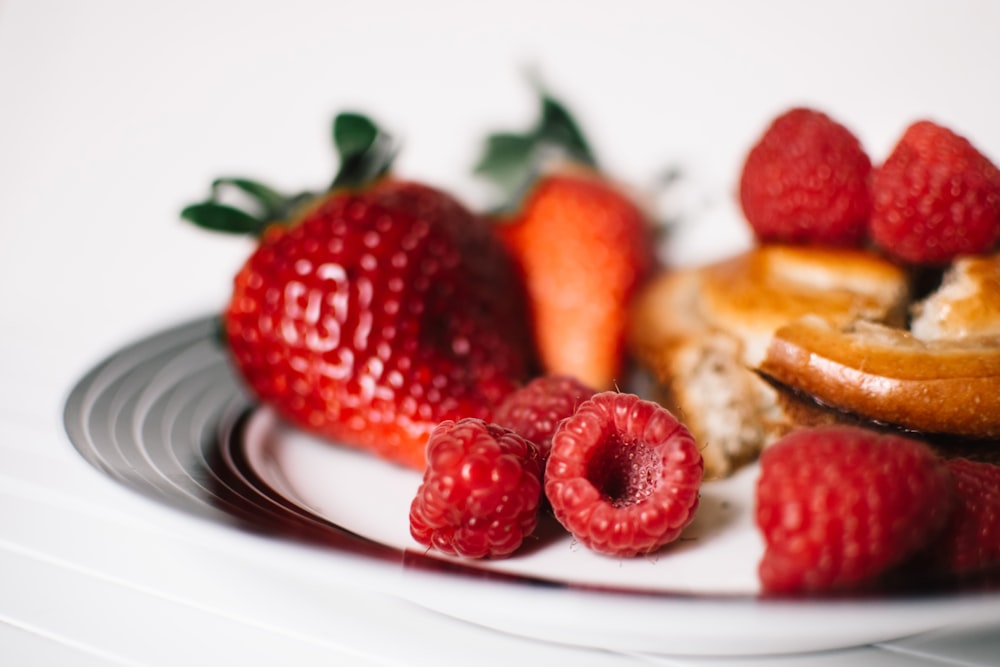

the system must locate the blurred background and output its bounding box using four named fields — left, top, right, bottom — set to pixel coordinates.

left=3, top=0, right=999, bottom=445
left=4, top=2, right=1000, bottom=663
